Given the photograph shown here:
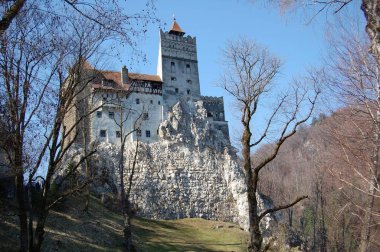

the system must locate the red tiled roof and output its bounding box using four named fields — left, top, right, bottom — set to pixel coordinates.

left=170, top=20, right=184, bottom=34
left=101, top=71, right=122, bottom=86
left=92, top=70, right=162, bottom=91
left=128, top=73, right=162, bottom=82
